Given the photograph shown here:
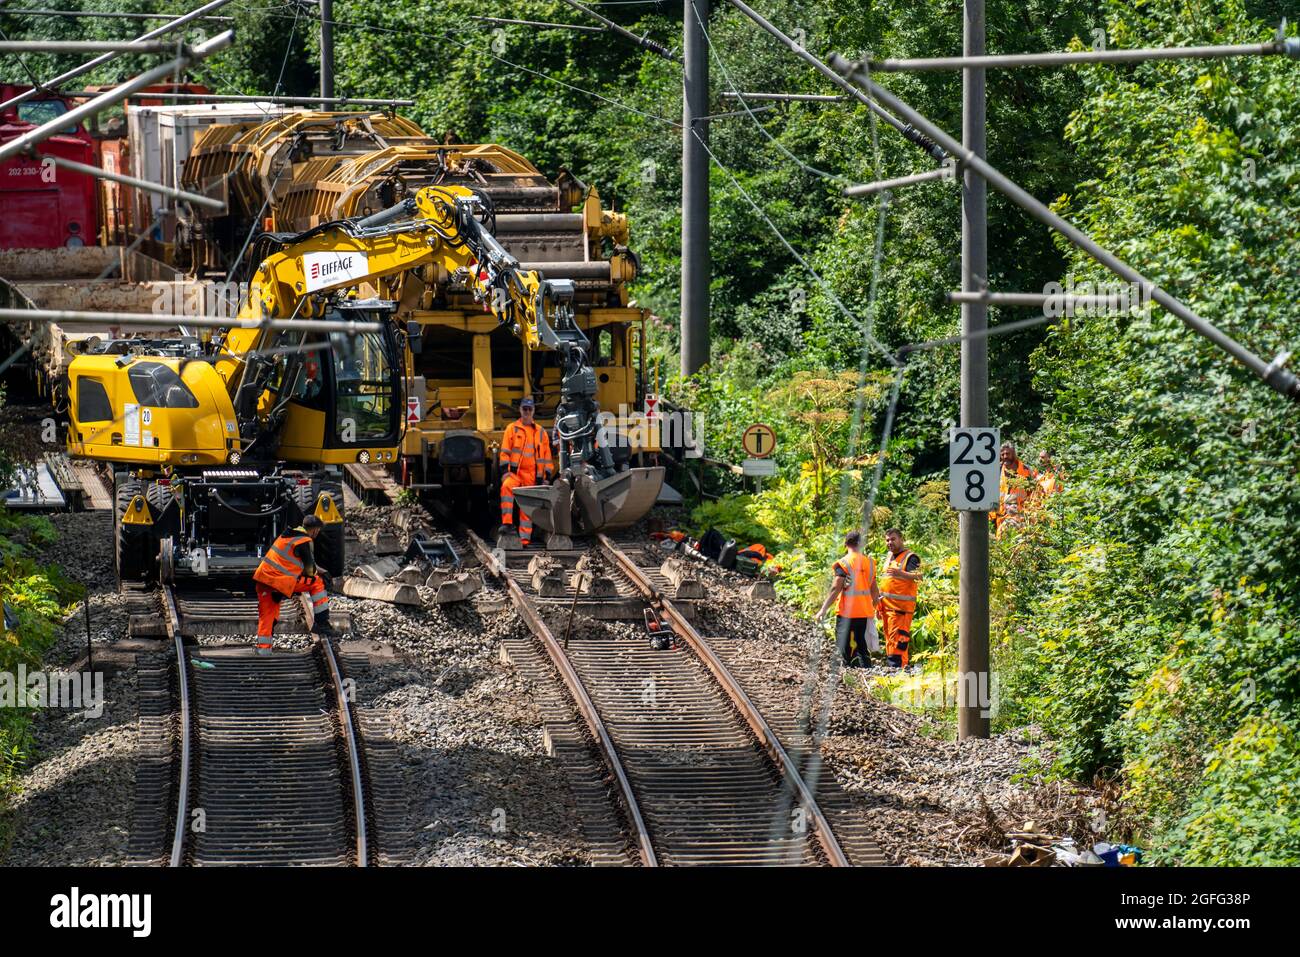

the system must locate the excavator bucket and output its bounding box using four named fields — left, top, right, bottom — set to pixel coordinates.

left=512, top=466, right=665, bottom=537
